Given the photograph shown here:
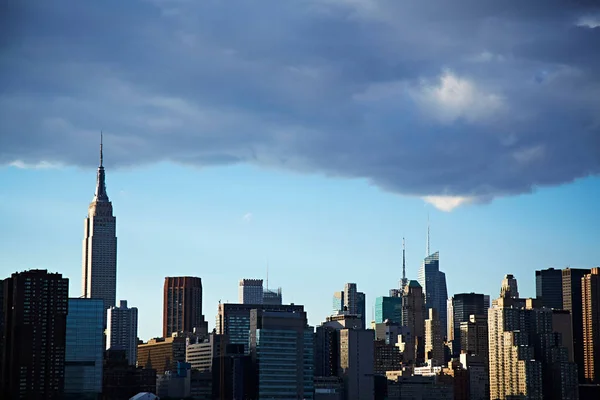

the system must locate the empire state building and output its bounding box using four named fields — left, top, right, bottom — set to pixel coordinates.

left=82, top=137, right=117, bottom=311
